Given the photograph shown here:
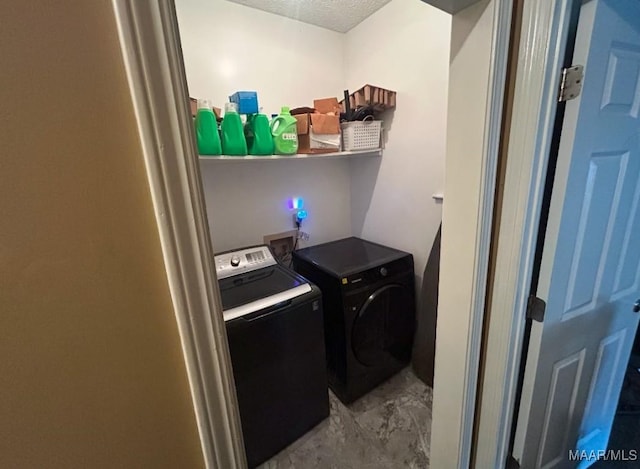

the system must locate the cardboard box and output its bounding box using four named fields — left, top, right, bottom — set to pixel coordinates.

left=339, top=85, right=396, bottom=113
left=313, top=97, right=342, bottom=115
left=295, top=113, right=341, bottom=153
